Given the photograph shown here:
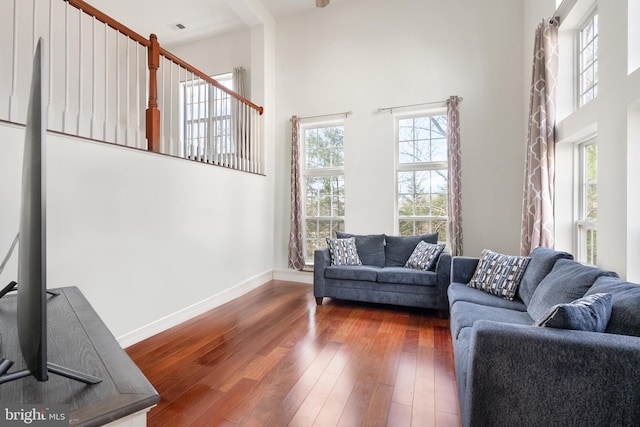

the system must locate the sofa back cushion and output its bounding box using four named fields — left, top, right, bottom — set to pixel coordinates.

left=517, top=247, right=573, bottom=305
left=336, top=232, right=385, bottom=267
left=527, top=259, right=618, bottom=321
left=384, top=233, right=438, bottom=267
left=586, top=276, right=640, bottom=336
